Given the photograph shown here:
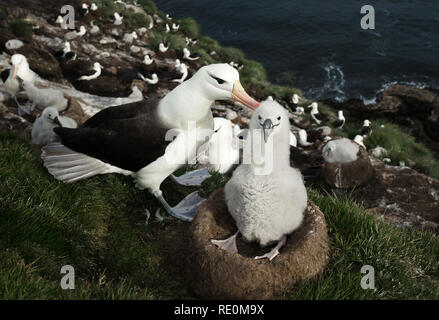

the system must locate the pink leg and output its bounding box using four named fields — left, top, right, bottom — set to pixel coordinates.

left=211, top=231, right=239, bottom=253
left=254, top=235, right=287, bottom=261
